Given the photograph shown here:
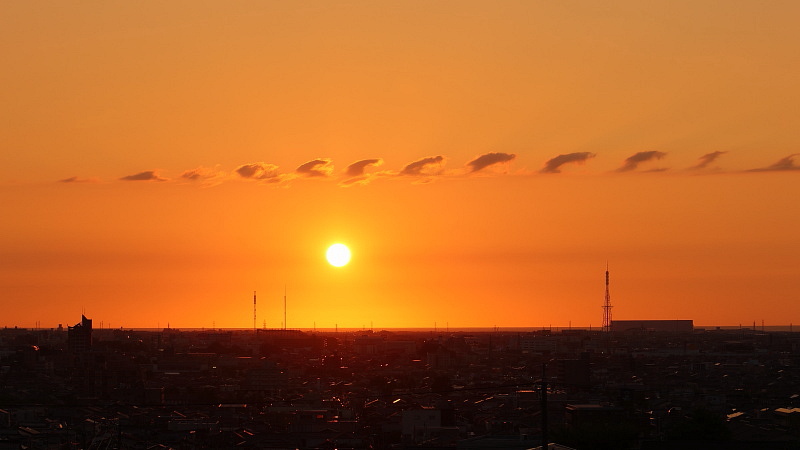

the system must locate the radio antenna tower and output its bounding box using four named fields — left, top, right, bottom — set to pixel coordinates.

left=283, top=285, right=287, bottom=330
left=602, top=264, right=613, bottom=332
left=253, top=291, right=257, bottom=333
